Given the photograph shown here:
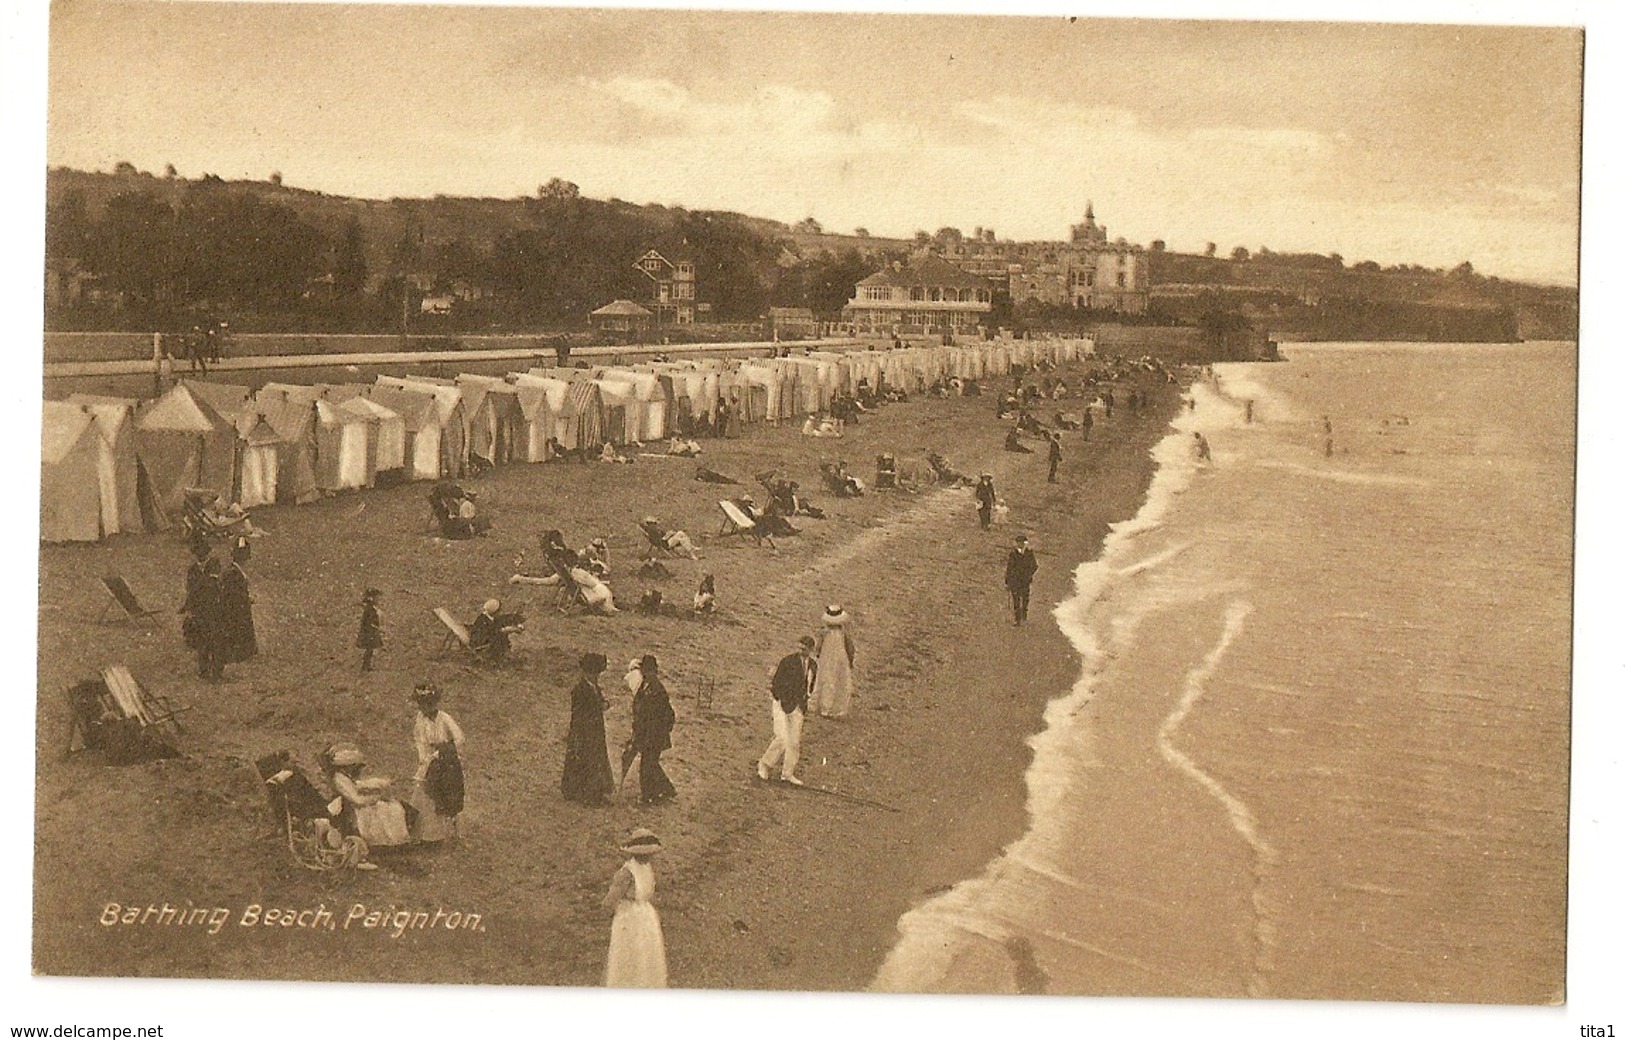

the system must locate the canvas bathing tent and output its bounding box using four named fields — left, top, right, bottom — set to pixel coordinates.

left=516, top=371, right=605, bottom=453
left=361, top=384, right=444, bottom=480
left=455, top=375, right=528, bottom=467
left=262, top=383, right=377, bottom=492
left=375, top=375, right=469, bottom=478
left=132, top=382, right=239, bottom=519
left=64, top=395, right=148, bottom=535
left=41, top=401, right=106, bottom=542
left=248, top=388, right=320, bottom=504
